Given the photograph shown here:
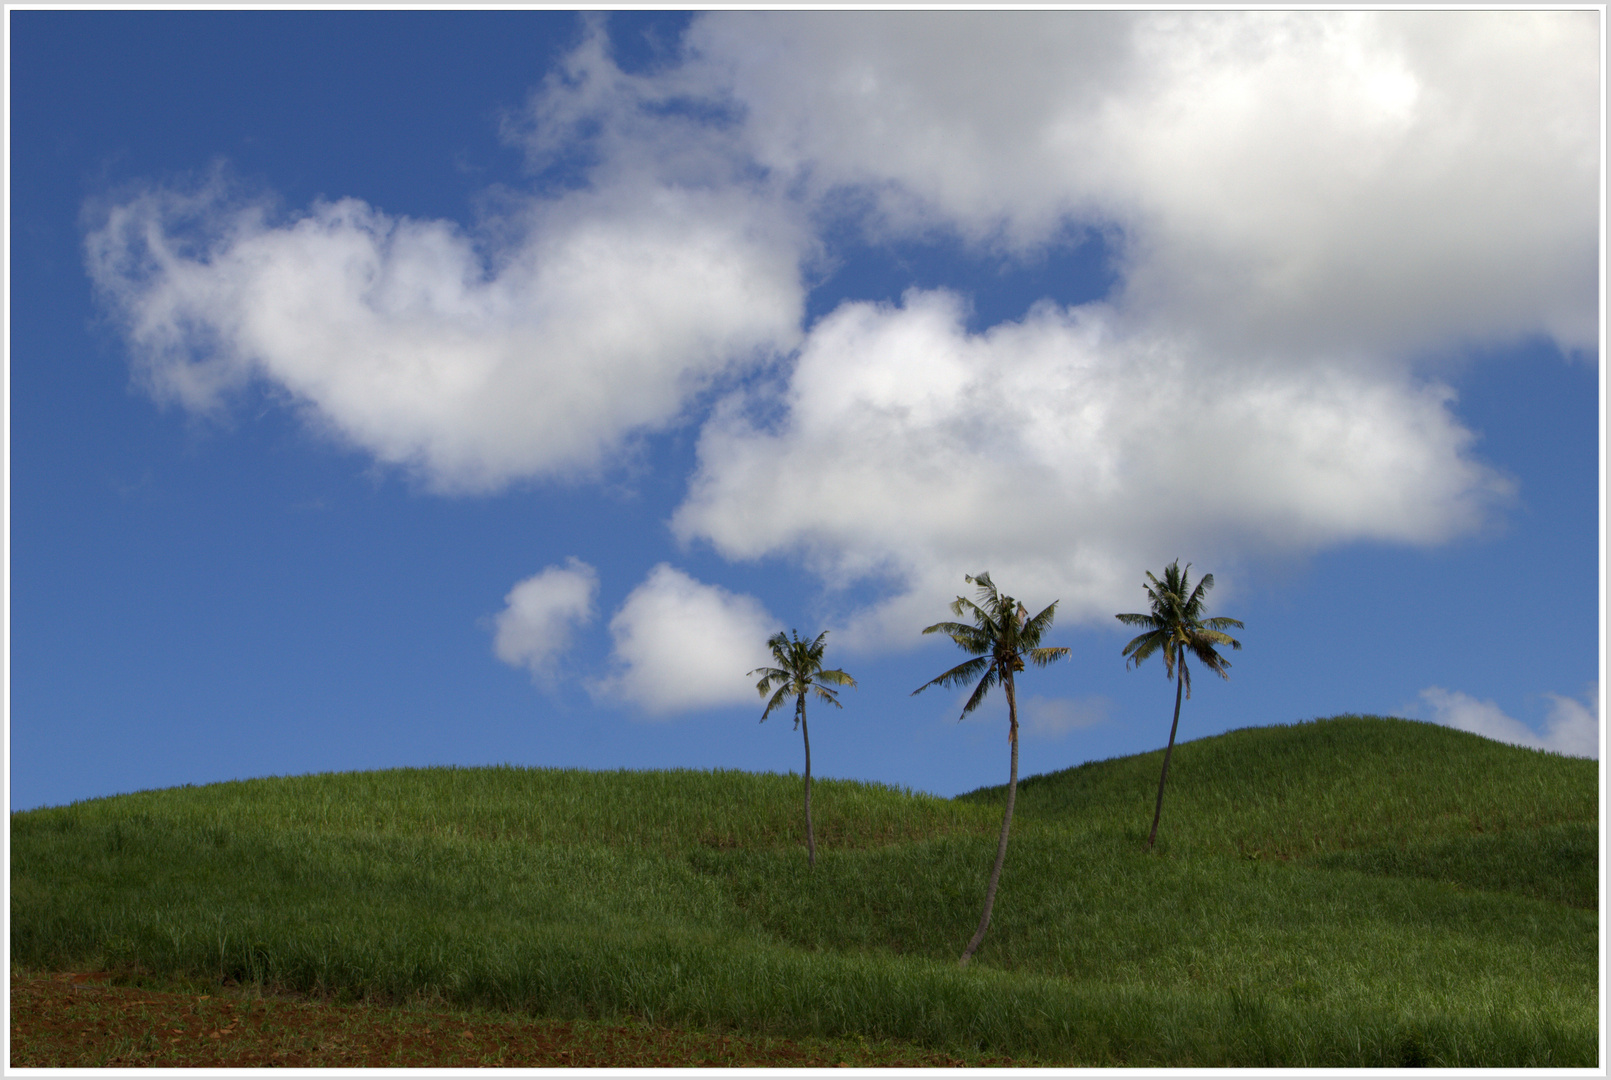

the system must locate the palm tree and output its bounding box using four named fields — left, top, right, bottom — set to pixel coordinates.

left=1116, top=561, right=1243, bottom=850
left=914, top=572, right=1069, bottom=967
left=749, top=630, right=856, bottom=868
